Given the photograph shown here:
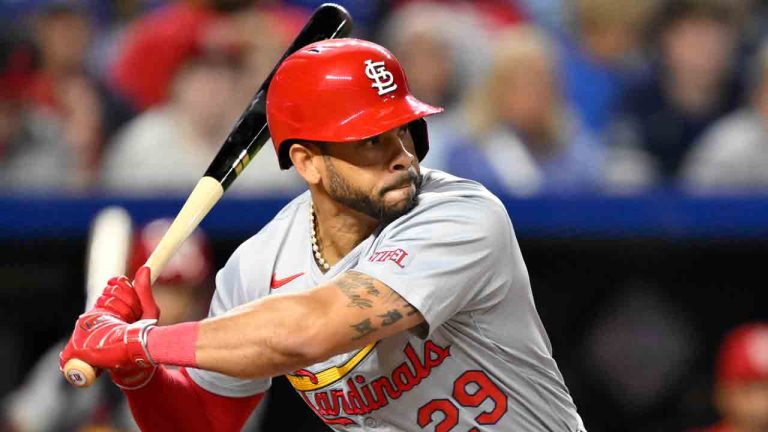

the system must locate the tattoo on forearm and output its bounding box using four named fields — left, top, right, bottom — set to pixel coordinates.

left=403, top=302, right=419, bottom=316
left=378, top=309, right=403, bottom=326
left=384, top=291, right=401, bottom=304
left=347, top=271, right=381, bottom=296
left=338, top=272, right=422, bottom=341
left=336, top=272, right=380, bottom=309
left=340, top=290, right=372, bottom=309
left=385, top=292, right=419, bottom=316
left=350, top=318, right=376, bottom=340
